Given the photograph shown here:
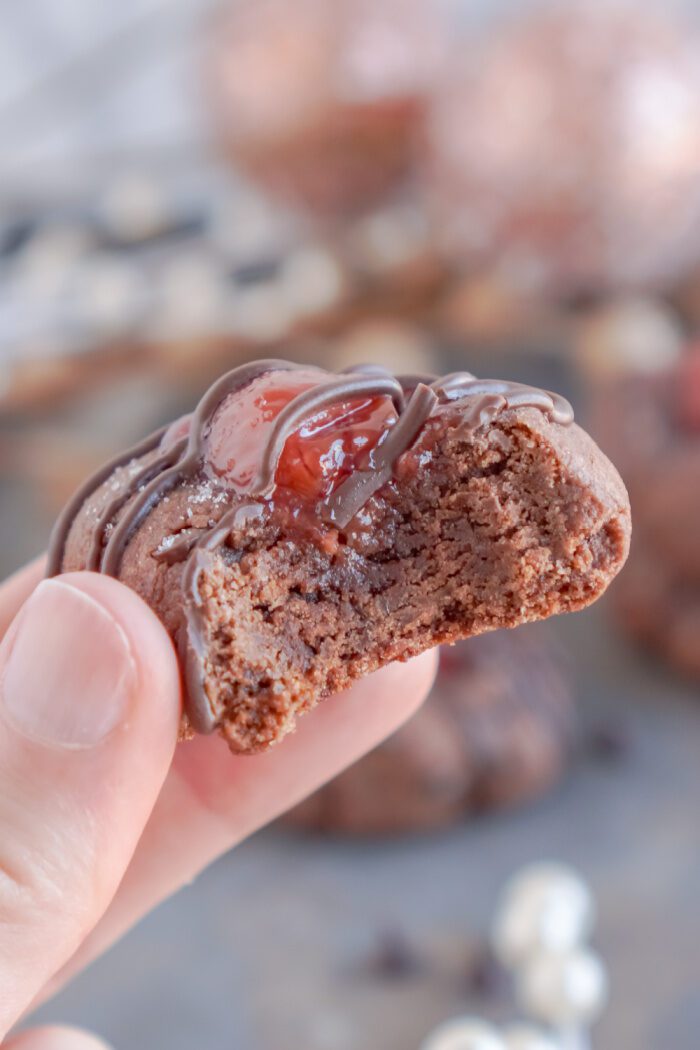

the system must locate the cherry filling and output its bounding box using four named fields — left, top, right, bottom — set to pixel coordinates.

left=198, top=369, right=398, bottom=503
